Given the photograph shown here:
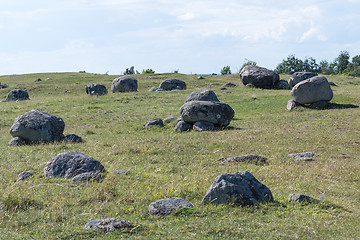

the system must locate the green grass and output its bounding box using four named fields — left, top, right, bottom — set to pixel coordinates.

left=0, top=72, right=359, bottom=239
